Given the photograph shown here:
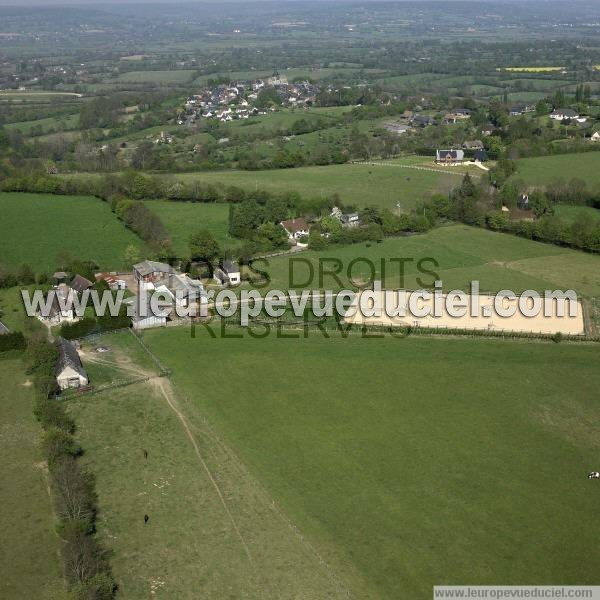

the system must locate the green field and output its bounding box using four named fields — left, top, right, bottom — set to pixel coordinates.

left=0, top=193, right=146, bottom=272
left=125, top=326, right=600, bottom=599
left=0, top=358, right=65, bottom=600
left=67, top=331, right=355, bottom=599
left=171, top=157, right=460, bottom=210
left=143, top=200, right=234, bottom=256
left=512, top=153, right=600, bottom=188
left=113, top=70, right=197, bottom=84
left=262, top=224, right=600, bottom=298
